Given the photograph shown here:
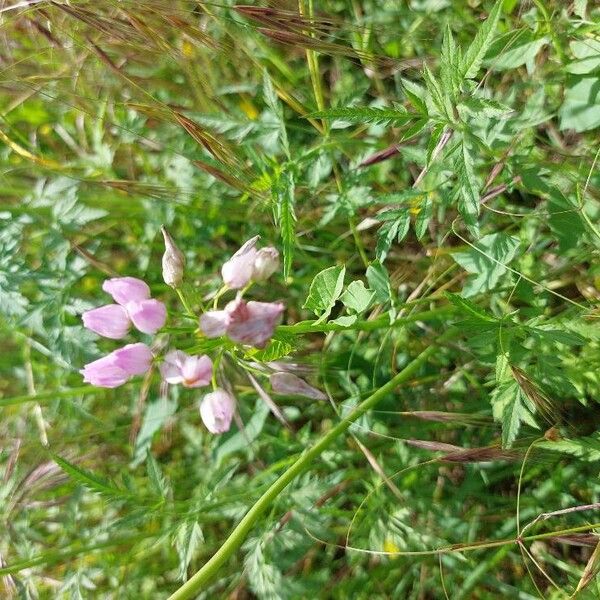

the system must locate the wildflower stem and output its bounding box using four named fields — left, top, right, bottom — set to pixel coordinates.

left=175, top=287, right=195, bottom=318
left=167, top=327, right=457, bottom=599
left=212, top=285, right=228, bottom=309
left=278, top=305, right=454, bottom=335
